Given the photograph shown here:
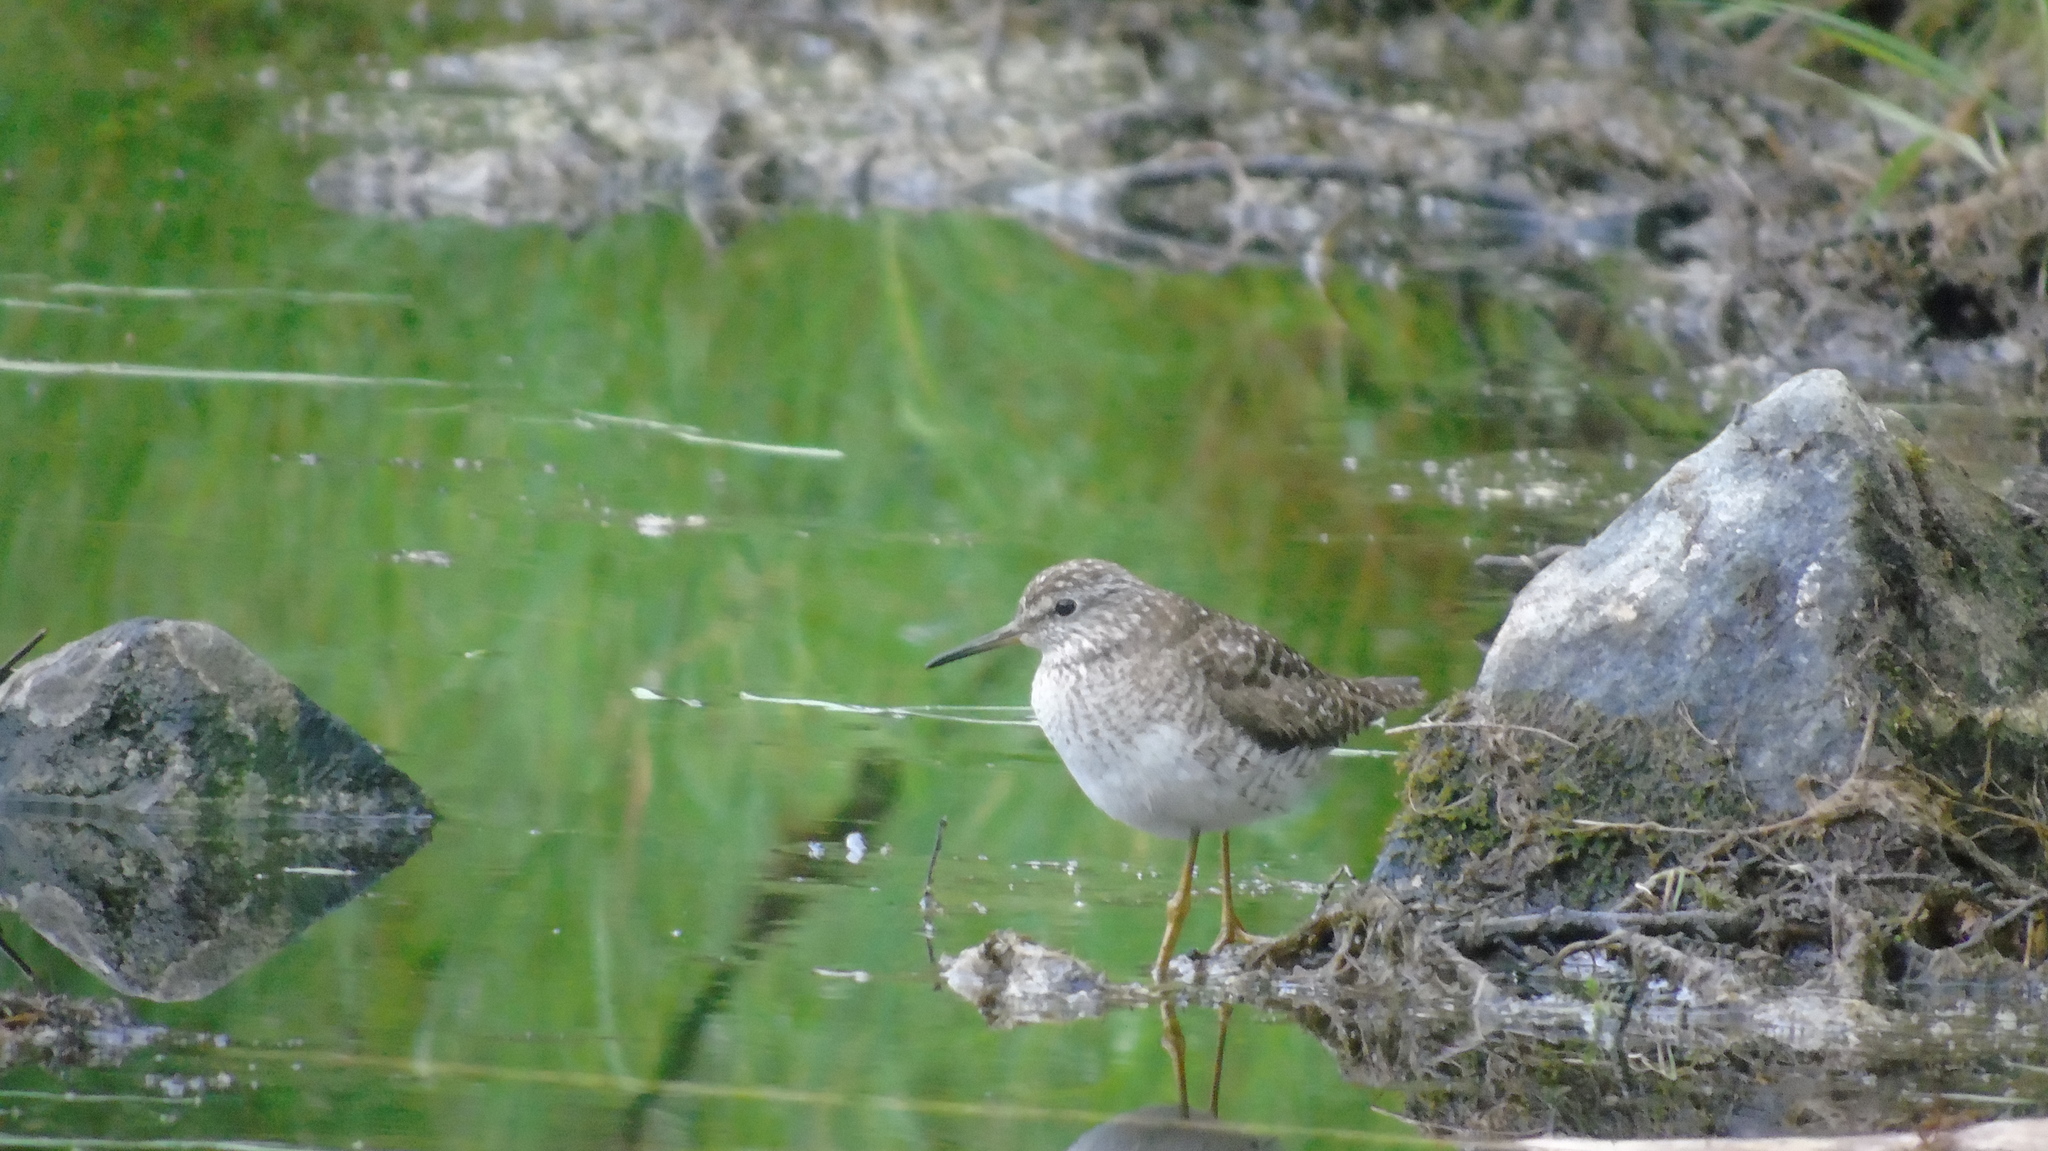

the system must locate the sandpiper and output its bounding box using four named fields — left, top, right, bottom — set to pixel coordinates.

left=926, top=558, right=1424, bottom=979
